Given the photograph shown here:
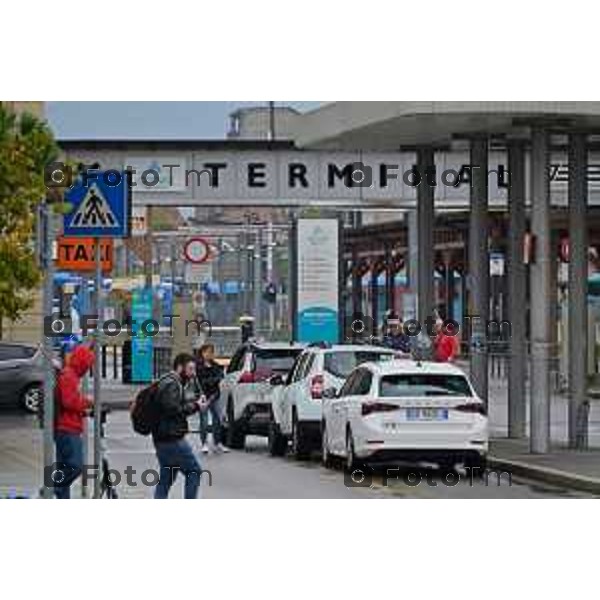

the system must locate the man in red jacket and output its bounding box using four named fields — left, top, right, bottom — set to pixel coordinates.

left=433, top=319, right=461, bottom=363
left=53, top=344, right=95, bottom=499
